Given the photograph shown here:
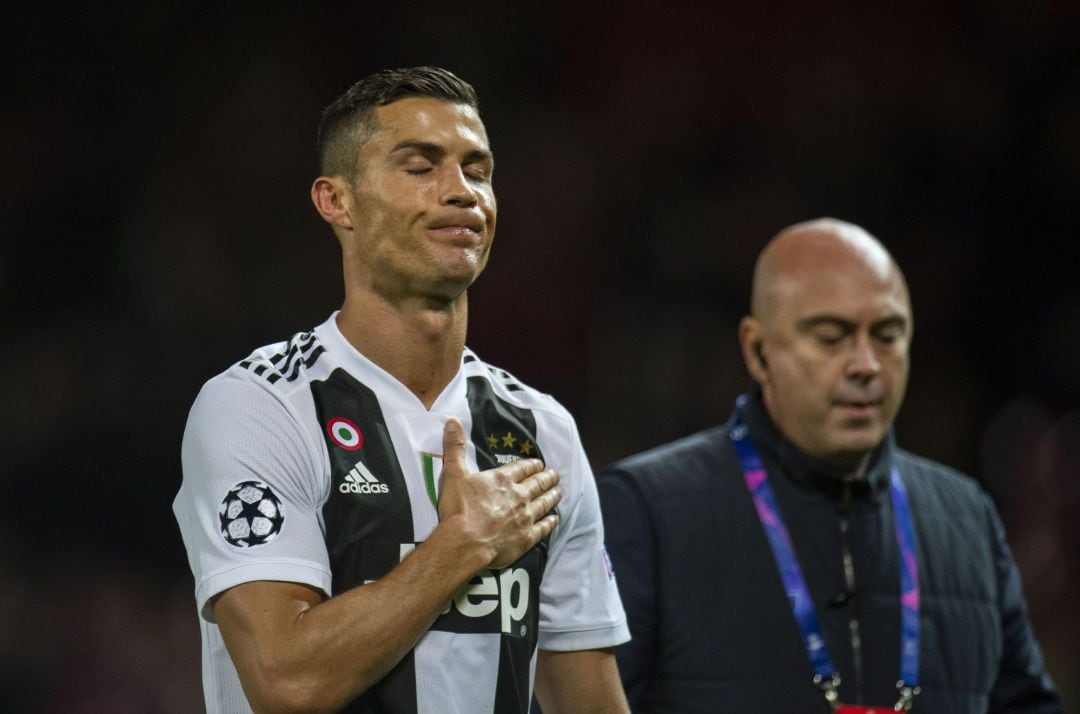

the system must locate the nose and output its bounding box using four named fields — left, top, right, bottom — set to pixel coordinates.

left=440, top=165, right=478, bottom=208
left=846, top=333, right=881, bottom=380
